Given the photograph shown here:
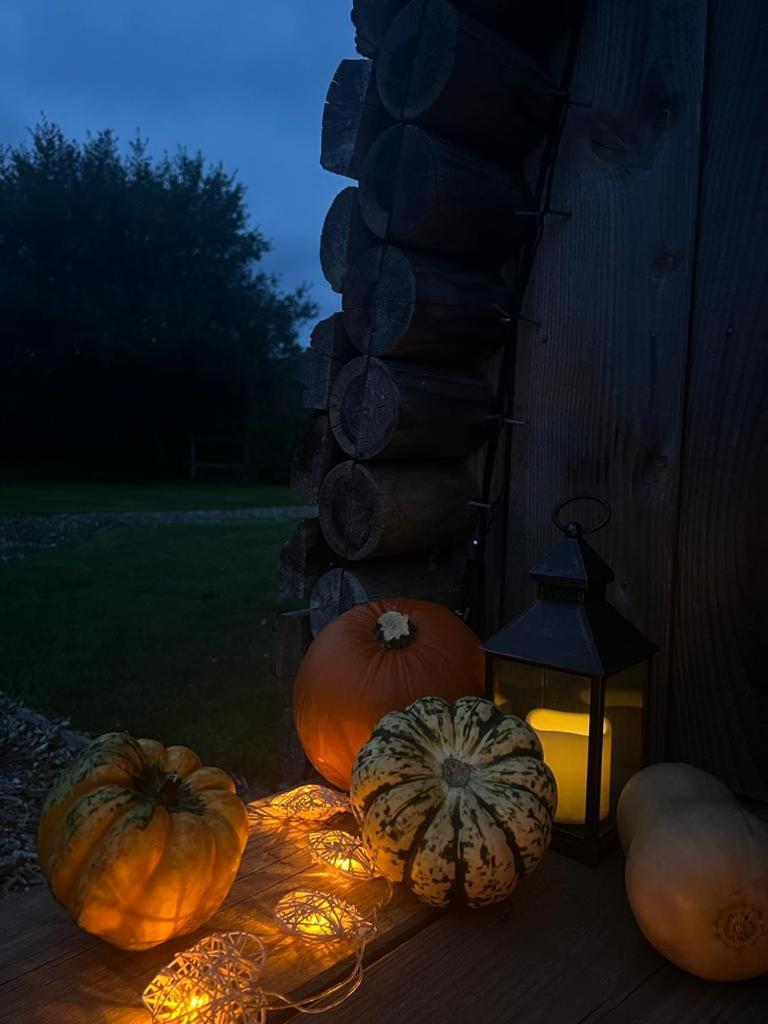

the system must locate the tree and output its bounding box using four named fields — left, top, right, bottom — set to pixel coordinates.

left=0, top=119, right=316, bottom=479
